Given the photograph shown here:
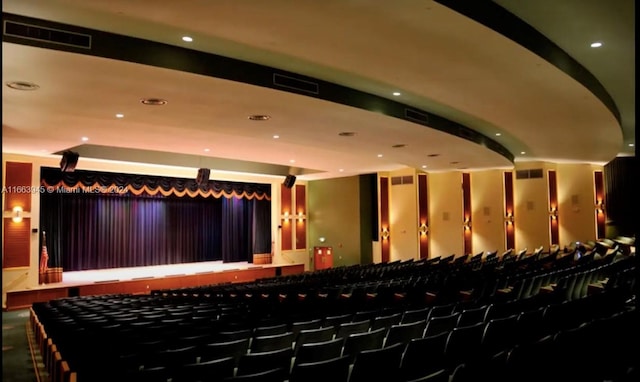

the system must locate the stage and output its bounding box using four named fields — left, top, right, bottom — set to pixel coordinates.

left=4, top=261, right=305, bottom=311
